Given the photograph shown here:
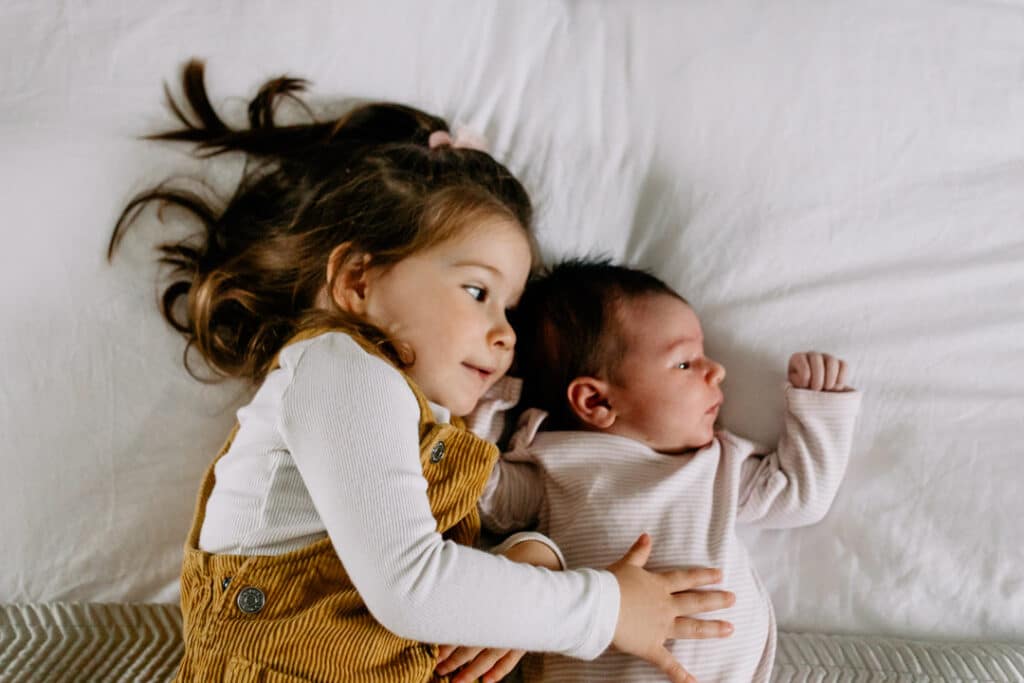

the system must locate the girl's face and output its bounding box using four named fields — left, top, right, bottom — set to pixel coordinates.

left=605, top=295, right=726, bottom=453
left=362, top=216, right=533, bottom=416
